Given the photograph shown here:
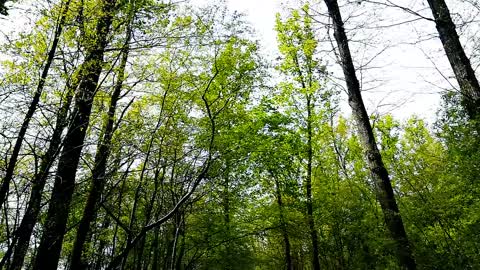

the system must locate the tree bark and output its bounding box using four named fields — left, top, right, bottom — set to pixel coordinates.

left=0, top=0, right=71, bottom=210
left=31, top=1, right=116, bottom=269
left=426, top=0, right=480, bottom=118
left=69, top=8, right=132, bottom=268
left=322, top=0, right=417, bottom=269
